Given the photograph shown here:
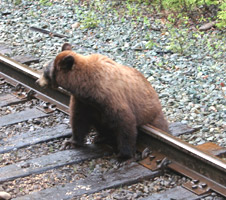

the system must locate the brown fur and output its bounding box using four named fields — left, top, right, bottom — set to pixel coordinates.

left=37, top=43, right=169, bottom=159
